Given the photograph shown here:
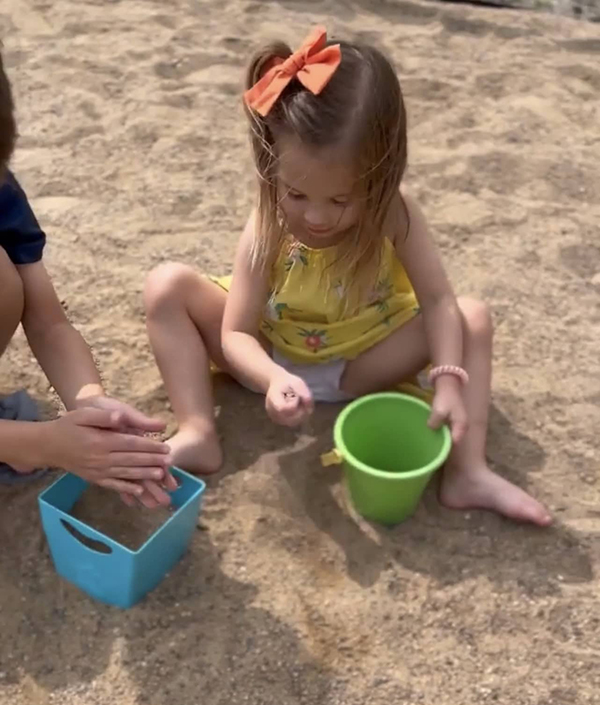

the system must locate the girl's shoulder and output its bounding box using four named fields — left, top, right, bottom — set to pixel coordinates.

left=383, top=188, right=412, bottom=249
